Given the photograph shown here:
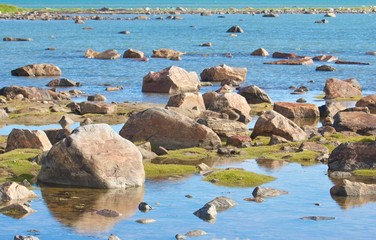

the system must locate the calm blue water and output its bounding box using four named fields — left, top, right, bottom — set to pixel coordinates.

left=1, top=161, right=376, bottom=240
left=1, top=0, right=376, bottom=8
left=0, top=14, right=375, bottom=105
left=1, top=10, right=376, bottom=240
